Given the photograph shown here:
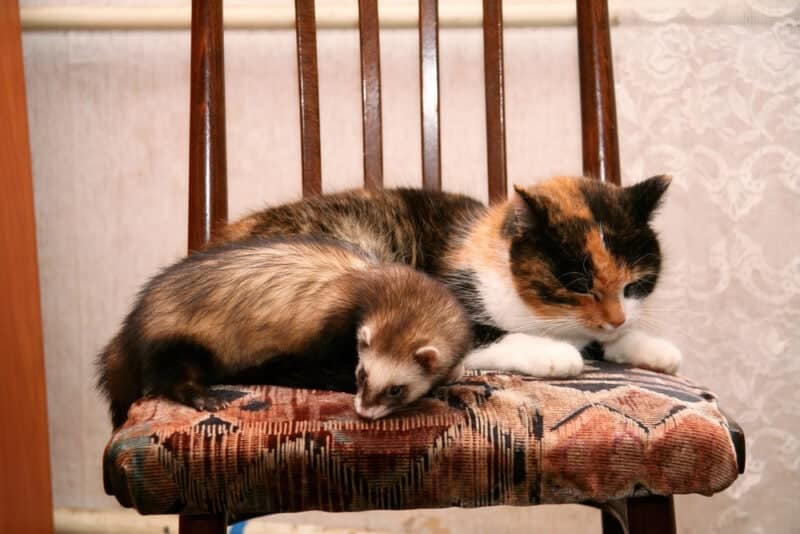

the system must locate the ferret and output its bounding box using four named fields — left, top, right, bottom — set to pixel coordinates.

left=97, top=237, right=472, bottom=427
